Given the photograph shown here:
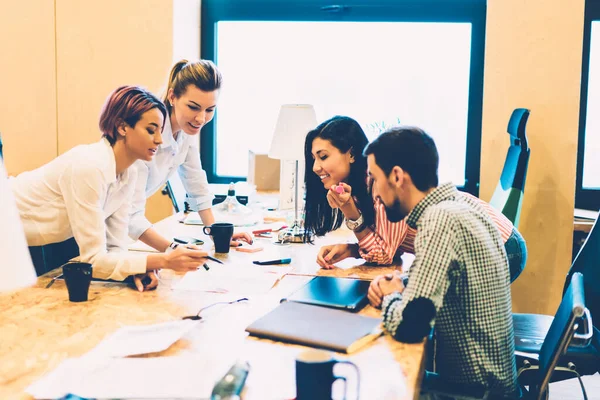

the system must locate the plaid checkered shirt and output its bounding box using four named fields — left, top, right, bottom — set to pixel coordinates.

left=381, top=183, right=518, bottom=396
